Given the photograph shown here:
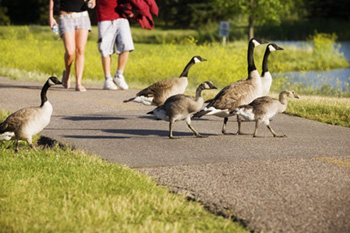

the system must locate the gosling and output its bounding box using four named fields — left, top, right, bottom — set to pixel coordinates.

left=147, top=81, right=217, bottom=139
left=232, top=90, right=299, bottom=137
